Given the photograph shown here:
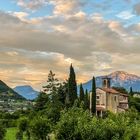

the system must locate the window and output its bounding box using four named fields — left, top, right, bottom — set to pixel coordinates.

left=96, top=96, right=100, bottom=100
left=114, top=96, right=117, bottom=101
left=124, top=97, right=126, bottom=100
